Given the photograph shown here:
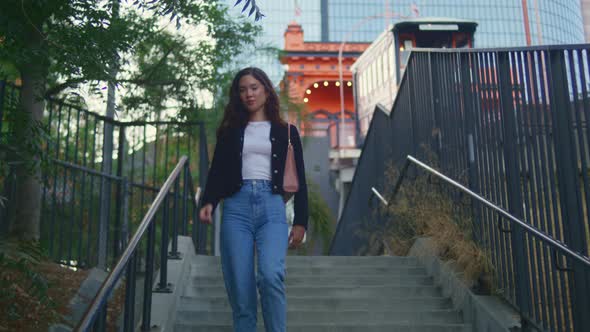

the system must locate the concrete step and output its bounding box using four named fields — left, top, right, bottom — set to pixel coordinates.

left=174, top=322, right=472, bottom=332
left=183, top=285, right=442, bottom=298
left=190, top=256, right=422, bottom=269
left=176, top=256, right=466, bottom=332
left=188, top=265, right=429, bottom=277
left=174, top=309, right=463, bottom=325
left=189, top=274, right=434, bottom=286
left=178, top=295, right=453, bottom=311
